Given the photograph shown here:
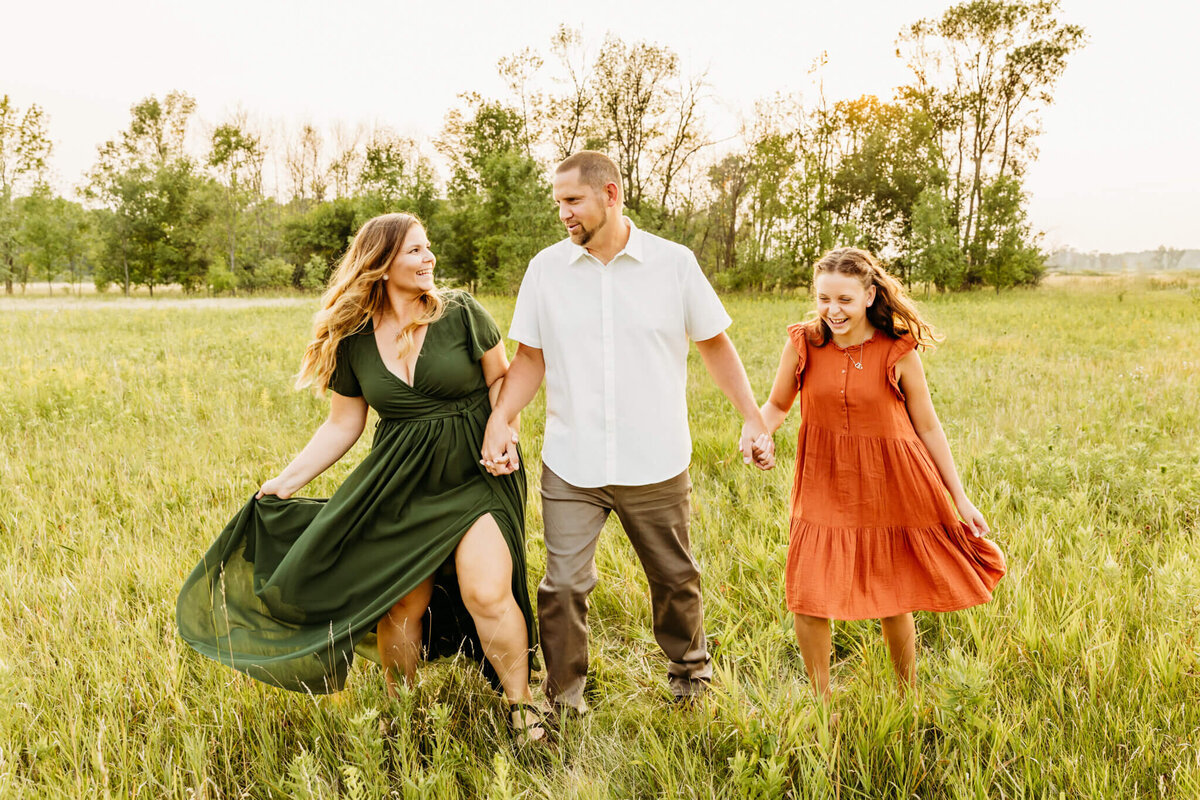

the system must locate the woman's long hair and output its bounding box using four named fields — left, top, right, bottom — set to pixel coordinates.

left=806, top=247, right=941, bottom=349
left=295, top=213, right=445, bottom=393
